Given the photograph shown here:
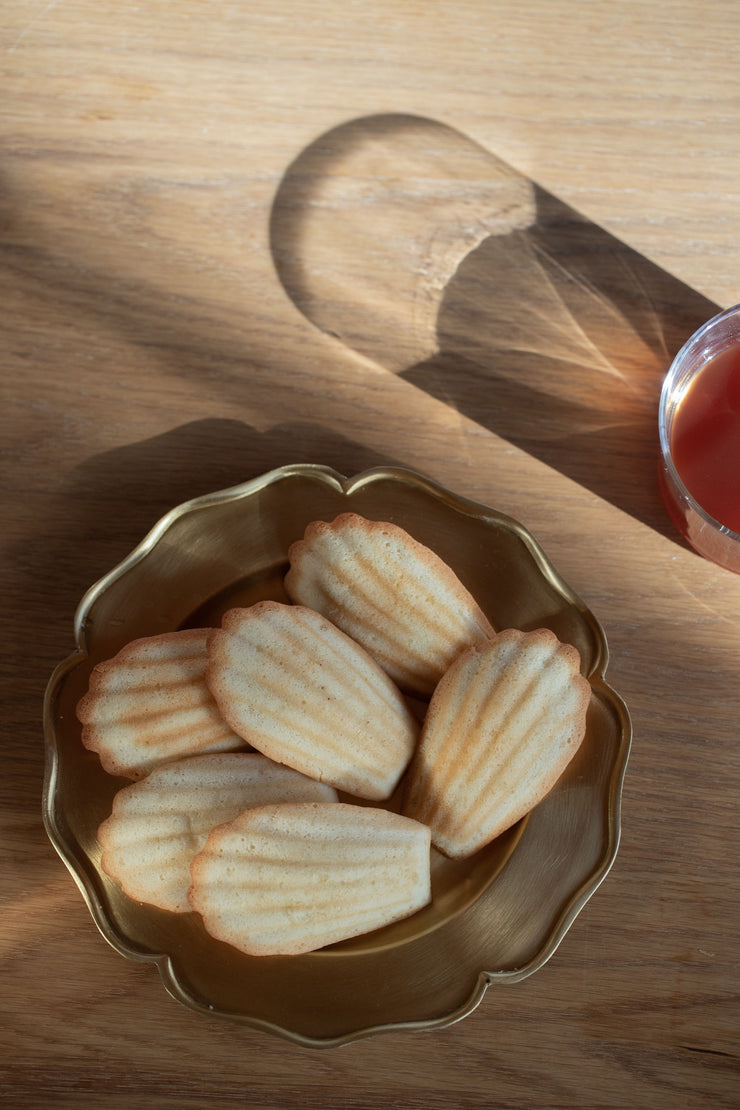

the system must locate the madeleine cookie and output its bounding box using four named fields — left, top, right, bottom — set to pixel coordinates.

left=188, top=802, right=432, bottom=955
left=284, top=513, right=495, bottom=695
left=206, top=601, right=419, bottom=800
left=403, top=628, right=591, bottom=858
left=77, top=628, right=246, bottom=780
left=97, top=752, right=338, bottom=913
